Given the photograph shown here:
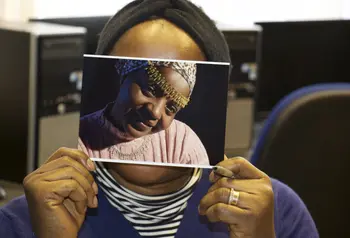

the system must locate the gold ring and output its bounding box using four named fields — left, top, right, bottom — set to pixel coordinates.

left=228, top=188, right=240, bottom=206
